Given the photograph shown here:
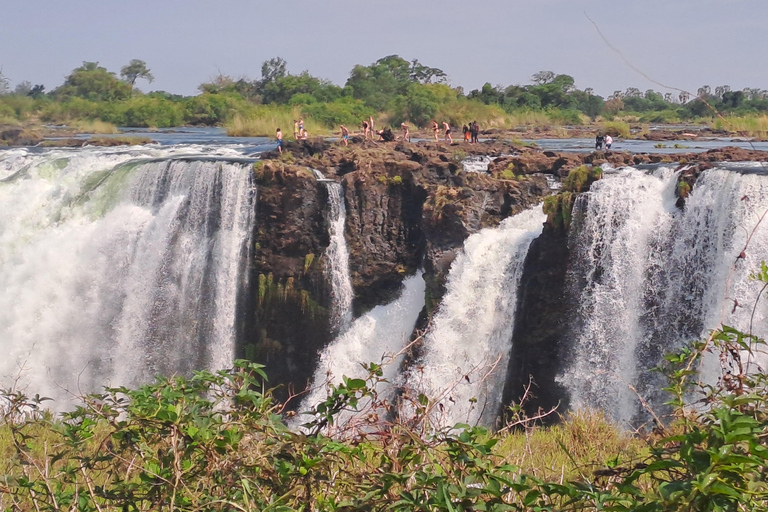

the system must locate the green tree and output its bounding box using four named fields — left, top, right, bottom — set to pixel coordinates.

left=120, top=59, right=154, bottom=86
left=54, top=61, right=132, bottom=102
